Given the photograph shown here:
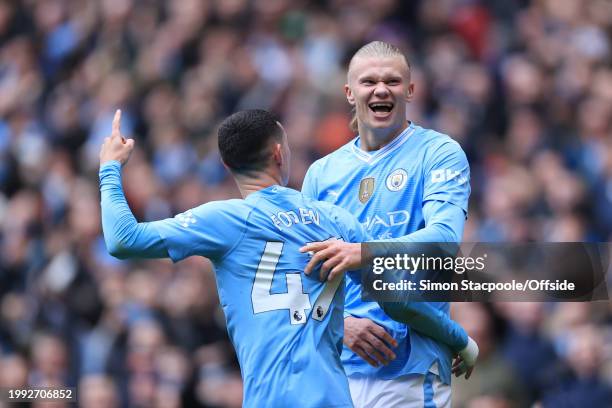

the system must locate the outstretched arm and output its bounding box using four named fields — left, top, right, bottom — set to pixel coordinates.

left=99, top=110, right=168, bottom=259
left=100, top=162, right=169, bottom=259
